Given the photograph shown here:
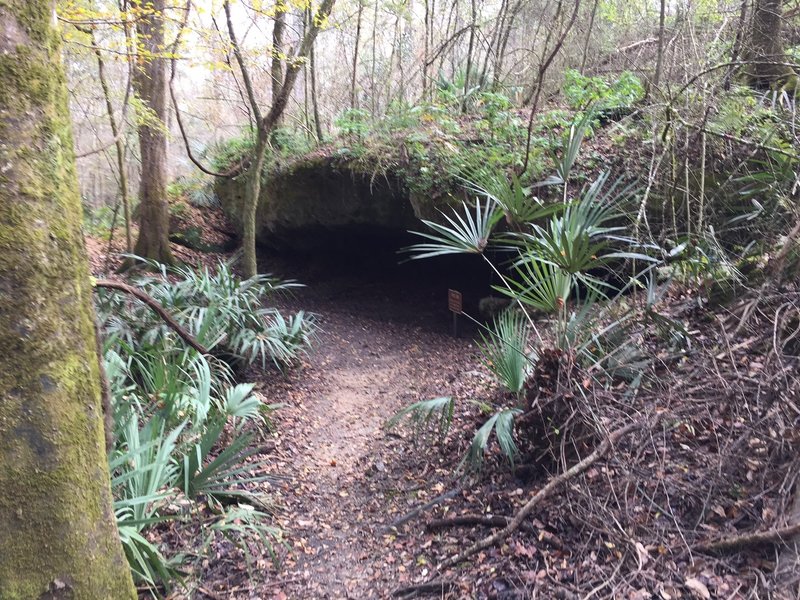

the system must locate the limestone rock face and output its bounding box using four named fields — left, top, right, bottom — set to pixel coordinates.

left=217, top=157, right=427, bottom=252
